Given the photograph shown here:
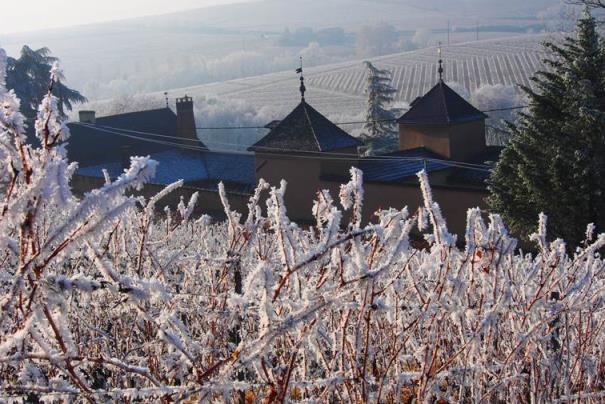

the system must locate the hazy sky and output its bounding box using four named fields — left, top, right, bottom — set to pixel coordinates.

left=1, top=0, right=254, bottom=34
